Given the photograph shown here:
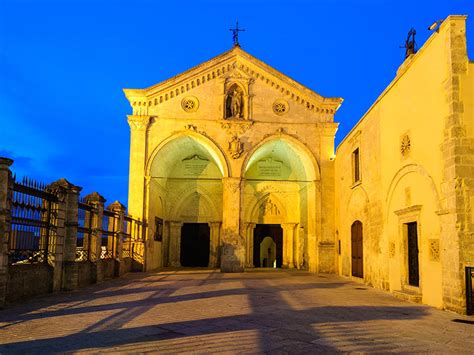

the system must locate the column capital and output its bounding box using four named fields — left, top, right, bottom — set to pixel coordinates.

left=169, top=221, right=183, bottom=228
left=222, top=177, right=242, bottom=192
left=0, top=157, right=13, bottom=167
left=84, top=191, right=106, bottom=206
left=107, top=200, right=126, bottom=213
left=127, top=115, right=152, bottom=131
left=208, top=221, right=222, bottom=228
left=47, top=178, right=82, bottom=195
left=281, top=222, right=298, bottom=229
